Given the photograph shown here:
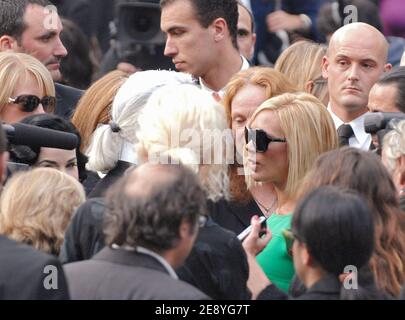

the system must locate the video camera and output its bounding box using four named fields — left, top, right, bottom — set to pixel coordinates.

left=2, top=123, right=78, bottom=181
left=364, top=112, right=405, bottom=152
left=113, top=0, right=173, bottom=70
